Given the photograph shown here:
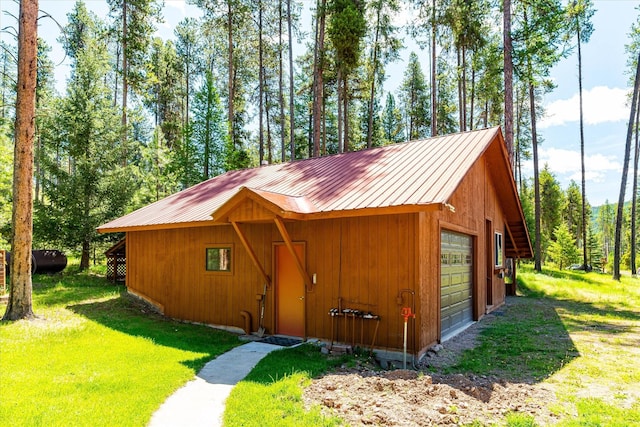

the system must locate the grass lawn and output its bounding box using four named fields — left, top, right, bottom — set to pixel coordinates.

left=516, top=265, right=640, bottom=426
left=0, top=269, right=240, bottom=427
left=223, top=344, right=352, bottom=427
left=445, top=264, right=640, bottom=425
